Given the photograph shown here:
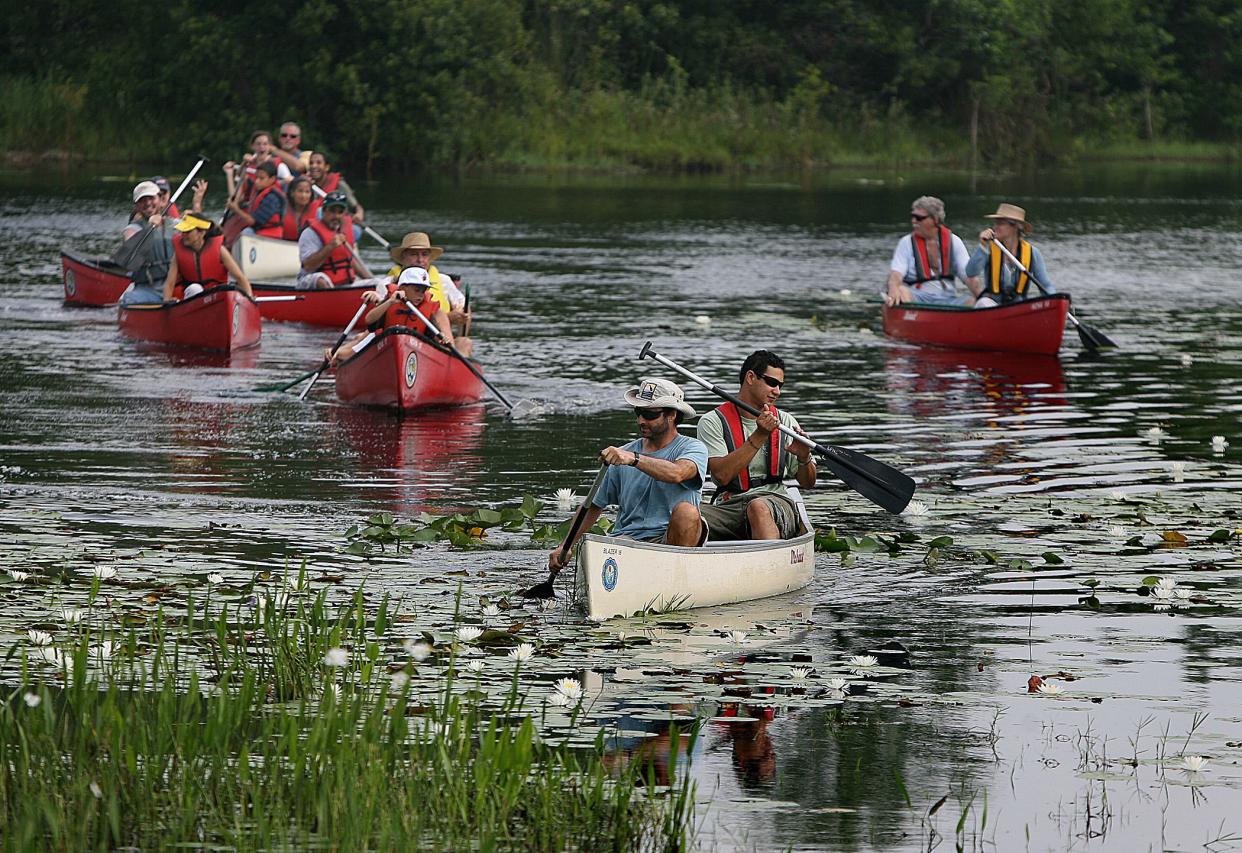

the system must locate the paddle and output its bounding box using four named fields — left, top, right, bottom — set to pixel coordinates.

left=989, top=238, right=1117, bottom=351
left=114, top=155, right=209, bottom=271
left=639, top=342, right=917, bottom=514
left=519, top=463, right=609, bottom=599
left=298, top=301, right=369, bottom=401
left=394, top=294, right=515, bottom=411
